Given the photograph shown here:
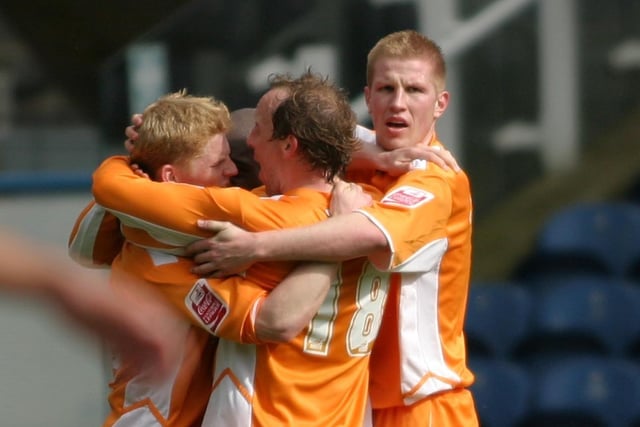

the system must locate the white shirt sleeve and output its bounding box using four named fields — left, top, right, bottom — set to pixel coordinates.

left=354, top=124, right=376, bottom=145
